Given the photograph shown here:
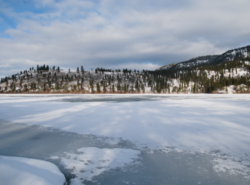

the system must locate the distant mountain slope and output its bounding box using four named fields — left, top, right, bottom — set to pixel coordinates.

left=157, top=45, right=250, bottom=71
left=1, top=45, right=249, bottom=94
